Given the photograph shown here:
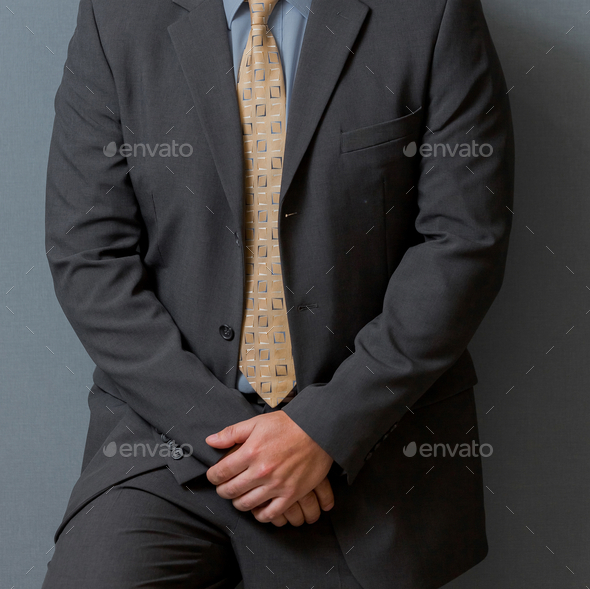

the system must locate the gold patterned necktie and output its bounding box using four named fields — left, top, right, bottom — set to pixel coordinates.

left=236, top=0, right=297, bottom=408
